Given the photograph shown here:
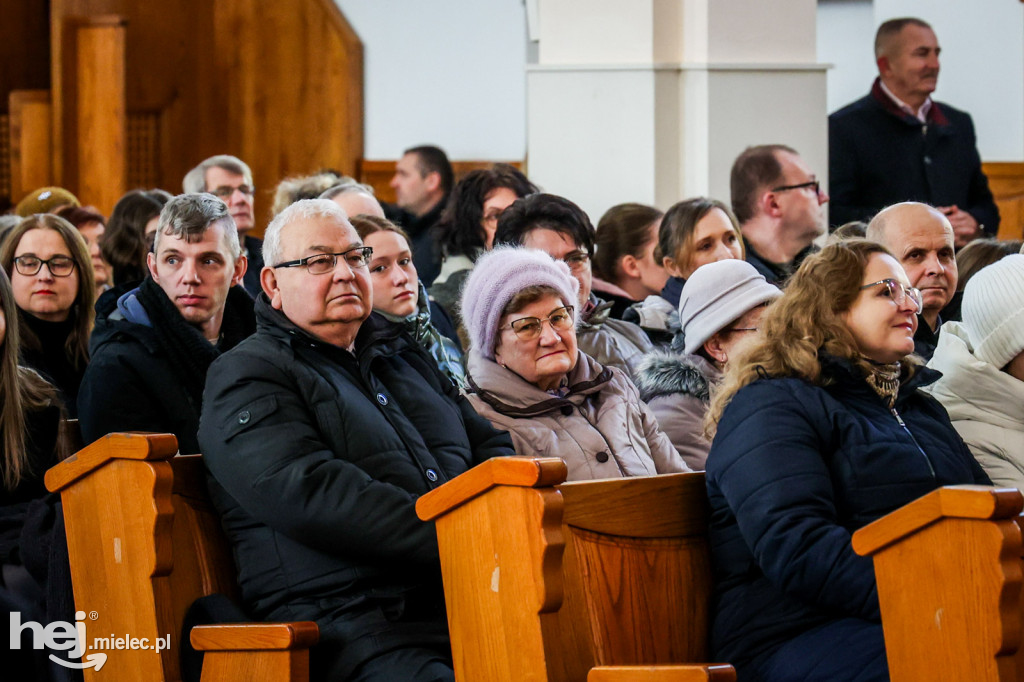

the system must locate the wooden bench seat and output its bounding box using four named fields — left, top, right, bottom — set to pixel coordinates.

left=45, top=432, right=317, bottom=681
left=416, top=456, right=736, bottom=682
left=852, top=484, right=1024, bottom=682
